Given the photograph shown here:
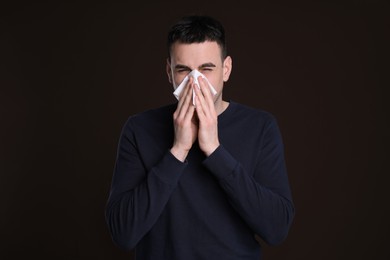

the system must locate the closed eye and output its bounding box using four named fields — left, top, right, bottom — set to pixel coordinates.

left=200, top=68, right=214, bottom=73
left=199, top=62, right=216, bottom=72
left=177, top=68, right=191, bottom=72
